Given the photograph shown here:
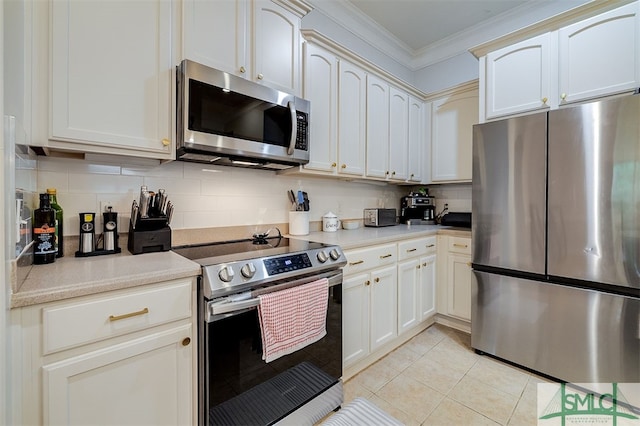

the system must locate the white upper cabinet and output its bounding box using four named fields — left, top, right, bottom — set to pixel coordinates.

left=407, top=96, right=424, bottom=183
left=366, top=74, right=390, bottom=180
left=388, top=87, right=409, bottom=181
left=485, top=33, right=553, bottom=119
left=430, top=86, right=479, bottom=182
left=50, top=0, right=175, bottom=159
left=183, top=0, right=305, bottom=96
left=337, top=60, right=367, bottom=176
left=479, top=2, right=639, bottom=121
left=558, top=2, right=639, bottom=105
left=303, top=43, right=339, bottom=173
